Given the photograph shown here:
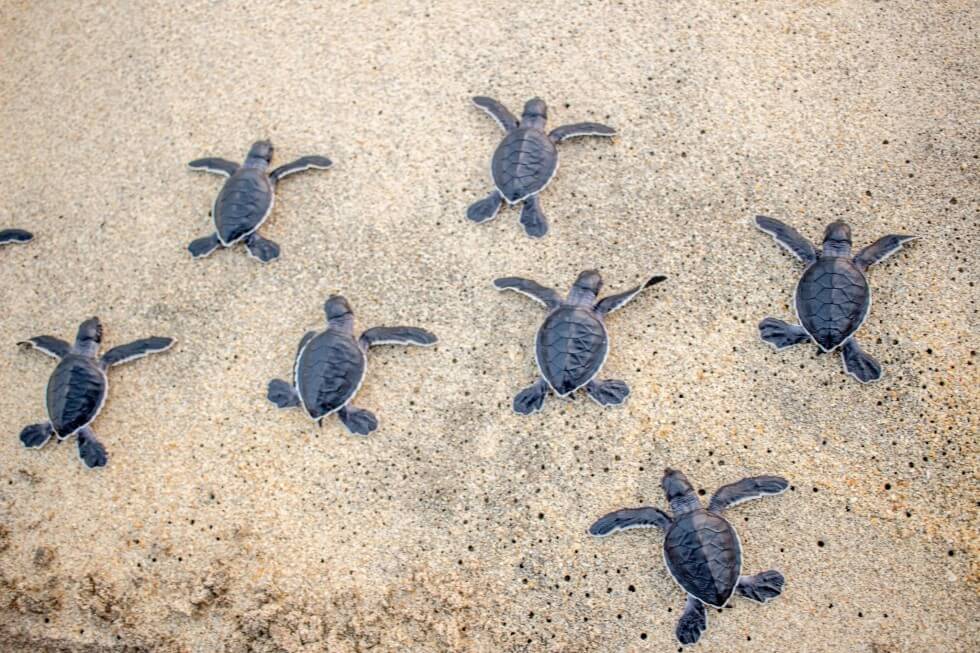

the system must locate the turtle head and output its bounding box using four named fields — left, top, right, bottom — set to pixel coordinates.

left=567, top=269, right=603, bottom=305
left=74, top=317, right=102, bottom=356
left=324, top=295, right=355, bottom=333
left=520, top=97, right=548, bottom=130
left=245, top=140, right=274, bottom=168
left=662, top=468, right=701, bottom=514
left=822, top=220, right=852, bottom=257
